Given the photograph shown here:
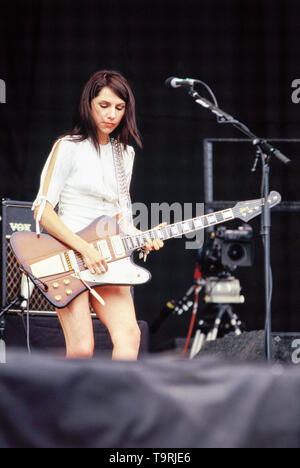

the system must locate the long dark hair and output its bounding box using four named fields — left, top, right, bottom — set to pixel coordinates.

left=64, top=70, right=142, bottom=151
